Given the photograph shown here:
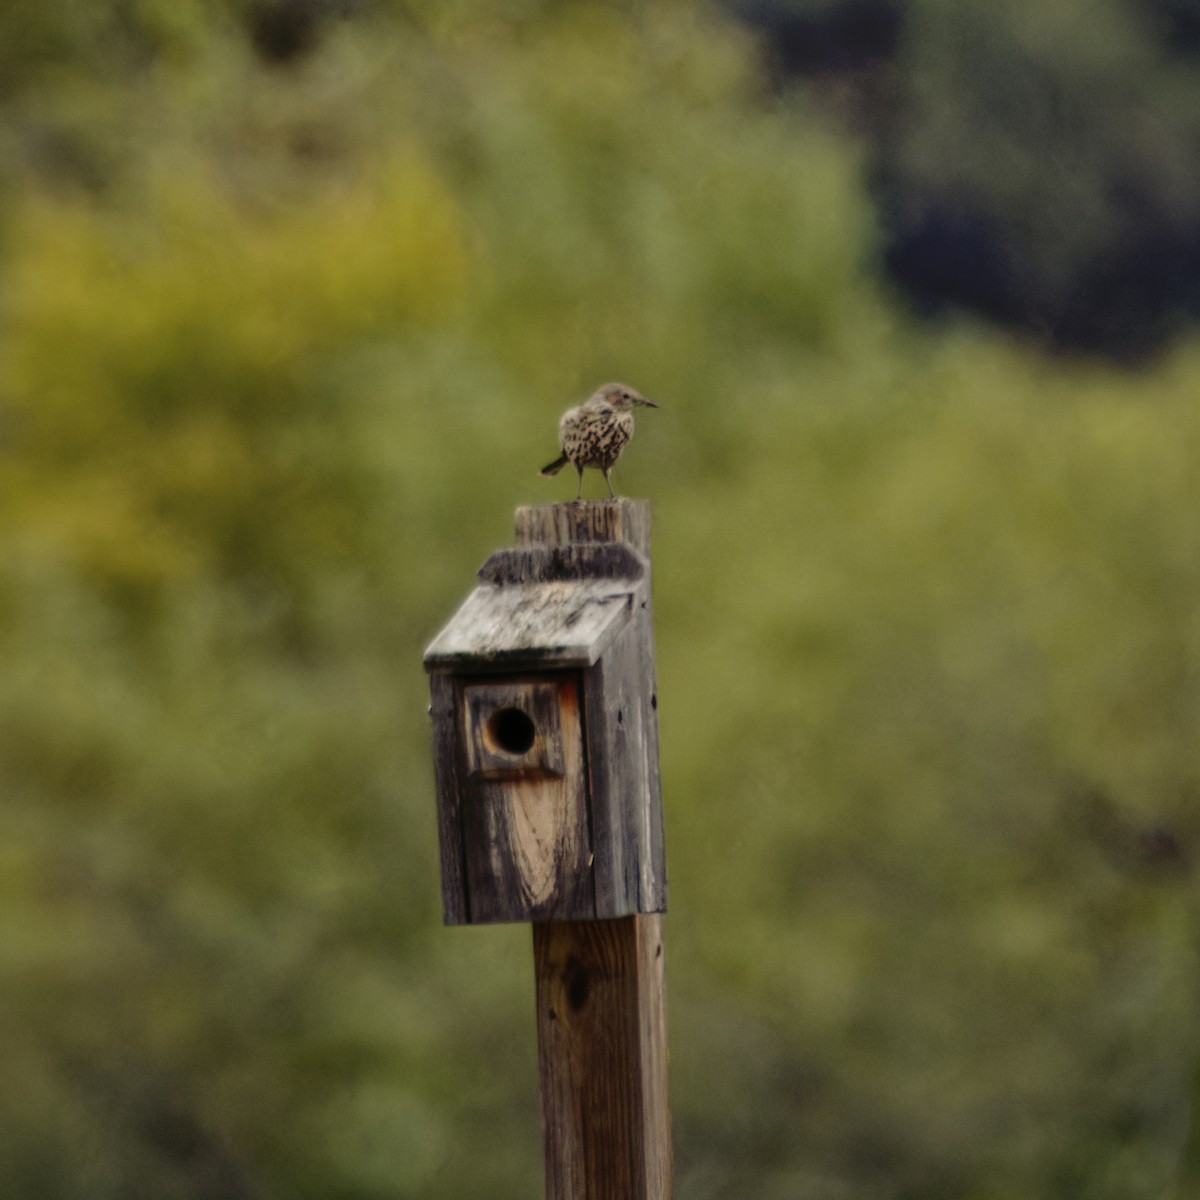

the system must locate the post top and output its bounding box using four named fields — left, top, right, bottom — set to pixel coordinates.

left=515, top=498, right=650, bottom=556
